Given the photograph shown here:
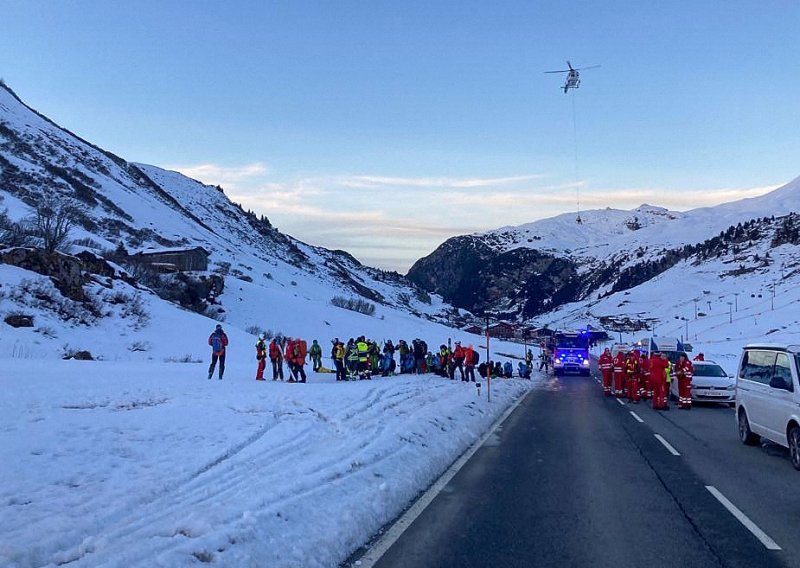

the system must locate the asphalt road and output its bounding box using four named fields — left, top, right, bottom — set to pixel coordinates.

left=365, top=368, right=798, bottom=568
